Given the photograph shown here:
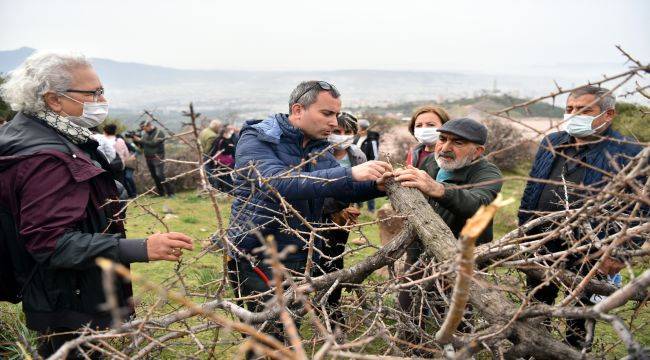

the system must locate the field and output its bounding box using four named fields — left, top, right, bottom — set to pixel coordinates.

left=1, top=169, right=648, bottom=359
